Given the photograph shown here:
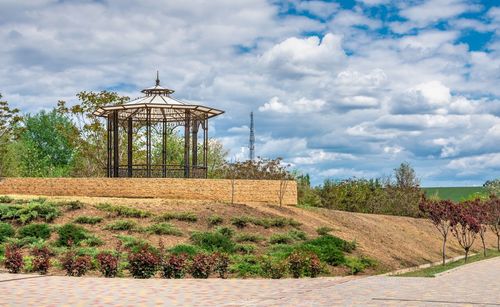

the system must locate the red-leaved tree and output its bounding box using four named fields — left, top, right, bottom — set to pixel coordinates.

left=469, top=199, right=489, bottom=256
left=420, top=199, right=454, bottom=265
left=486, top=196, right=500, bottom=251
left=450, top=202, right=481, bottom=263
